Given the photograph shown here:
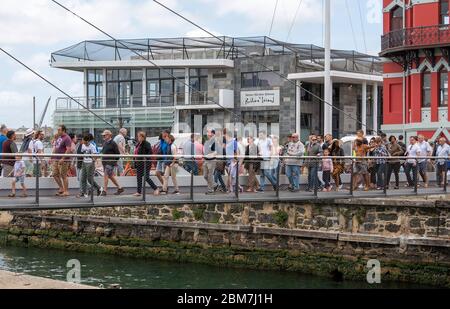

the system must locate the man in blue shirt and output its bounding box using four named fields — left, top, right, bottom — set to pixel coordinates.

left=0, top=124, right=8, bottom=177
